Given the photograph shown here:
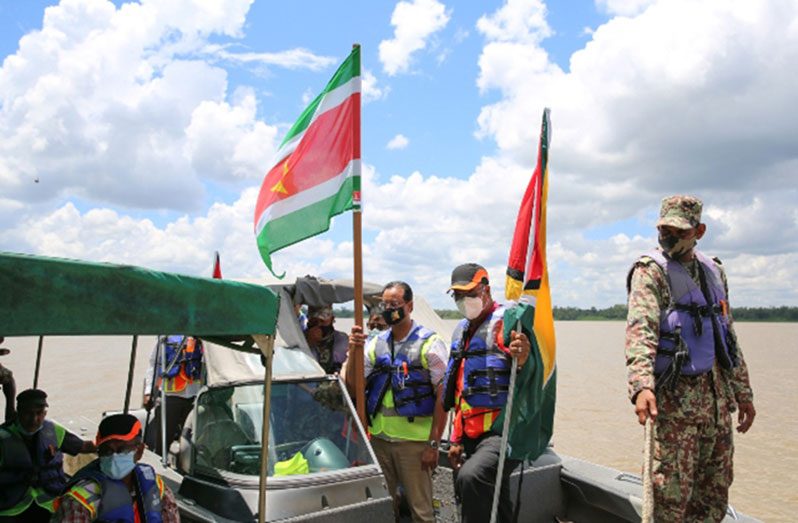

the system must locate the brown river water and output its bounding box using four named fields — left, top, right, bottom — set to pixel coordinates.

left=2, top=321, right=795, bottom=522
